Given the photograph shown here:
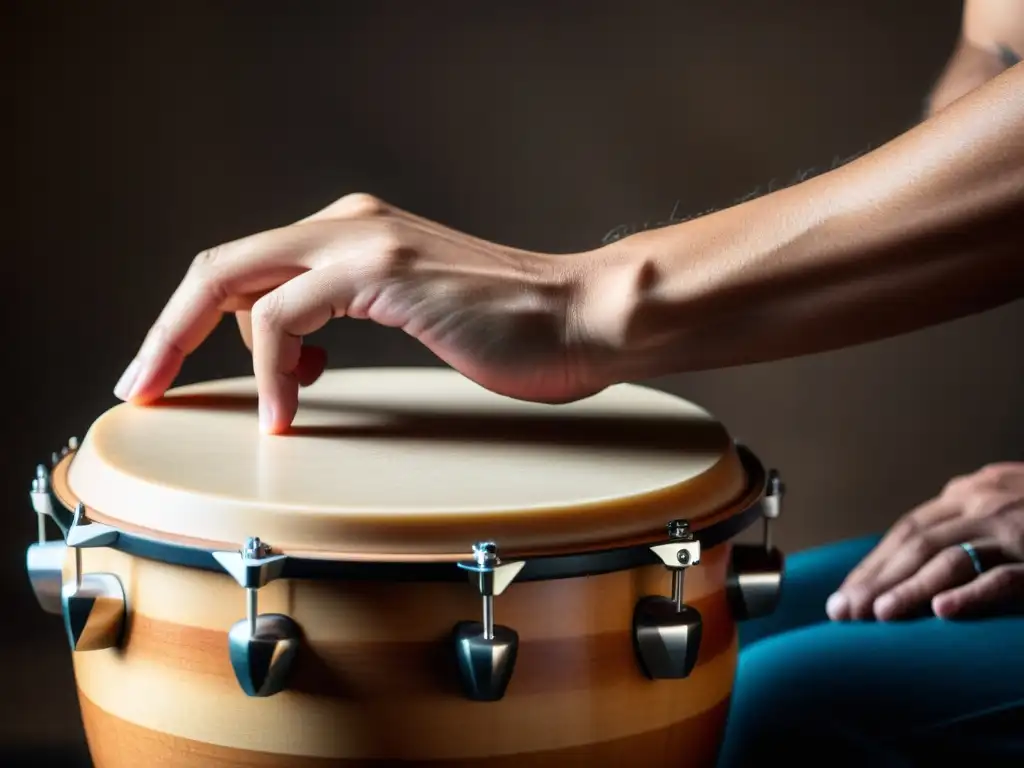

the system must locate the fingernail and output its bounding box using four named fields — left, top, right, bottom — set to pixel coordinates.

left=258, top=400, right=274, bottom=433
left=825, top=592, right=848, bottom=620
left=113, top=359, right=141, bottom=401
left=873, top=594, right=896, bottom=620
